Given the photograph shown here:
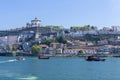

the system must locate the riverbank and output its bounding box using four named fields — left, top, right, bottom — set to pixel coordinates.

left=0, top=51, right=120, bottom=57
left=42, top=53, right=120, bottom=57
